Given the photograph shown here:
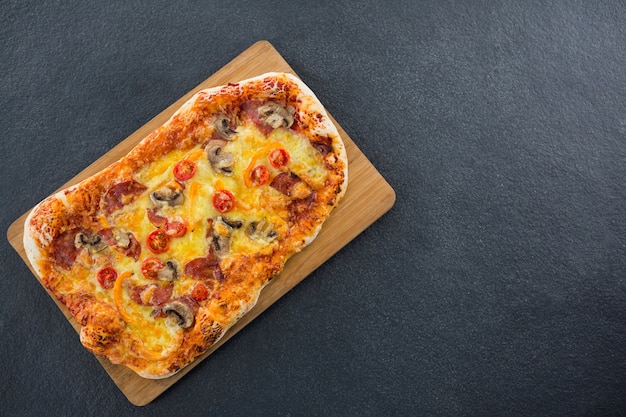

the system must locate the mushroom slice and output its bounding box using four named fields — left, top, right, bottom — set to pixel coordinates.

left=207, top=144, right=235, bottom=176
left=112, top=229, right=131, bottom=249
left=74, top=231, right=107, bottom=253
left=157, top=260, right=178, bottom=282
left=214, top=115, right=237, bottom=139
left=211, top=216, right=241, bottom=258
left=163, top=300, right=194, bottom=329
left=212, top=234, right=230, bottom=259
left=257, top=102, right=294, bottom=129
left=150, top=181, right=184, bottom=208
left=221, top=217, right=243, bottom=229
left=246, top=219, right=279, bottom=245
